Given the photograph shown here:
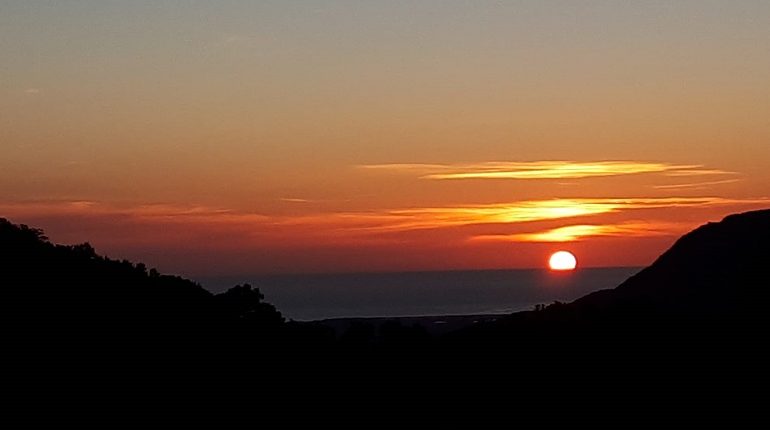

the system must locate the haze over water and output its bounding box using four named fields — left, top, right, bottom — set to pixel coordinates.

left=198, top=267, right=639, bottom=321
